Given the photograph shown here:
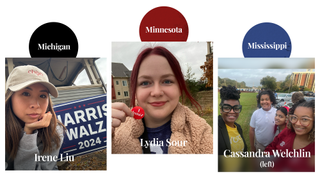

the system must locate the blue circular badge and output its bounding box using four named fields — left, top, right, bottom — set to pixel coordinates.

left=242, top=22, right=291, bottom=57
